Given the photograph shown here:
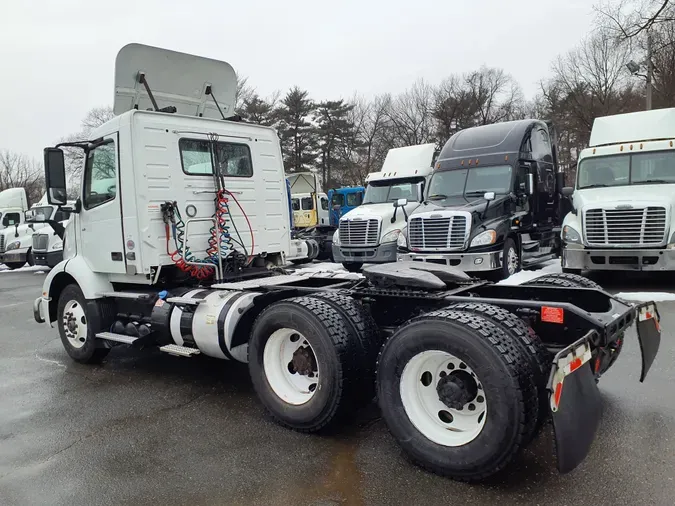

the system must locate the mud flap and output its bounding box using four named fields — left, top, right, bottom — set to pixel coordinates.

left=548, top=335, right=602, bottom=474
left=636, top=303, right=661, bottom=382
